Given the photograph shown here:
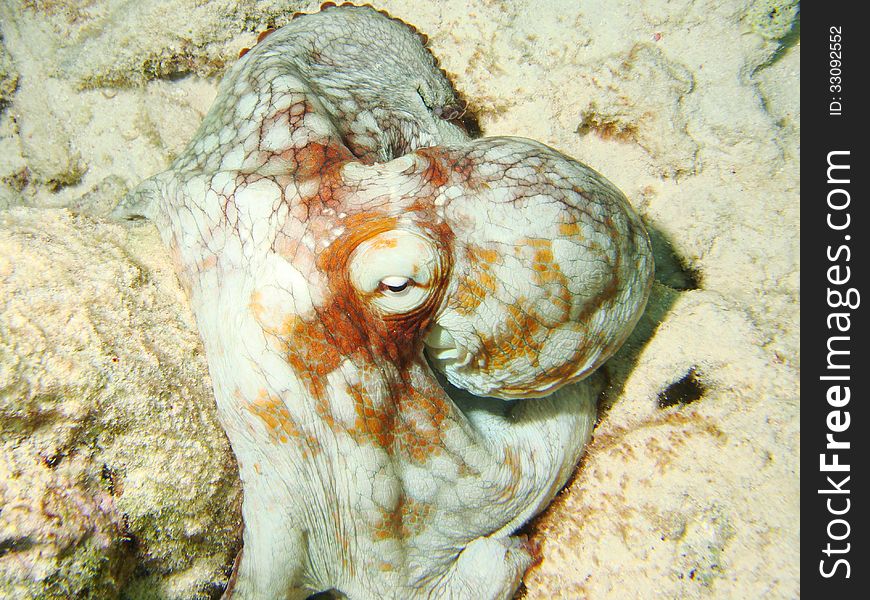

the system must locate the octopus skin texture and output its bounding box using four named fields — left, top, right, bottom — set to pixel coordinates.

left=114, top=4, right=654, bottom=599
